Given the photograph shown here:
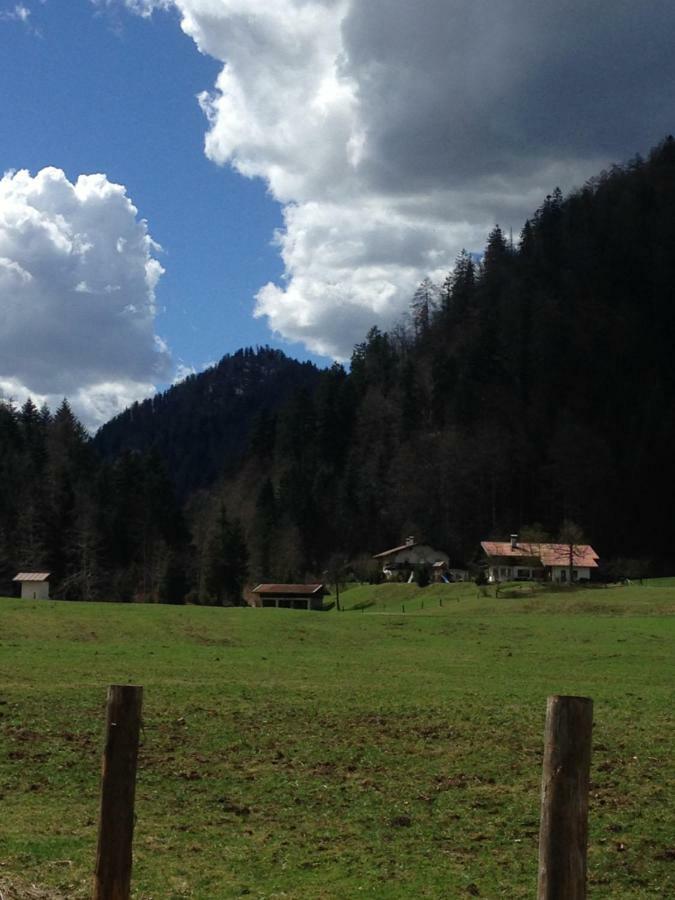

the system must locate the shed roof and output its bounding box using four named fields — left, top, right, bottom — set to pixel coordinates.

left=481, top=541, right=599, bottom=568
left=251, top=583, right=329, bottom=595
left=13, top=572, right=51, bottom=582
